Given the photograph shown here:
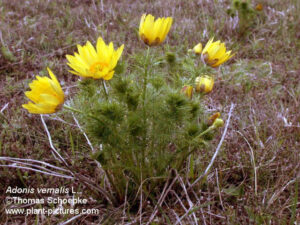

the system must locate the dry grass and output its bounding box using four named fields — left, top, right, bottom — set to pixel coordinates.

left=0, top=0, right=299, bottom=224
